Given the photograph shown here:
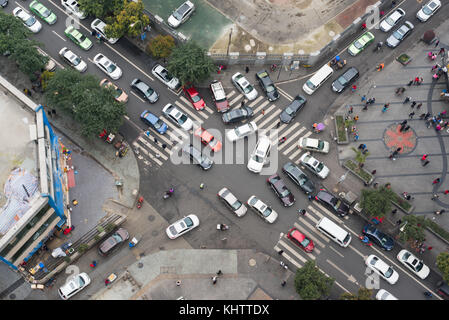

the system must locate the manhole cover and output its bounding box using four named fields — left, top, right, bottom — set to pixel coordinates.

left=248, top=258, right=257, bottom=267
left=152, top=230, right=159, bottom=237
left=9, top=293, right=15, bottom=299
left=148, top=215, right=155, bottom=221
left=138, top=262, right=143, bottom=268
